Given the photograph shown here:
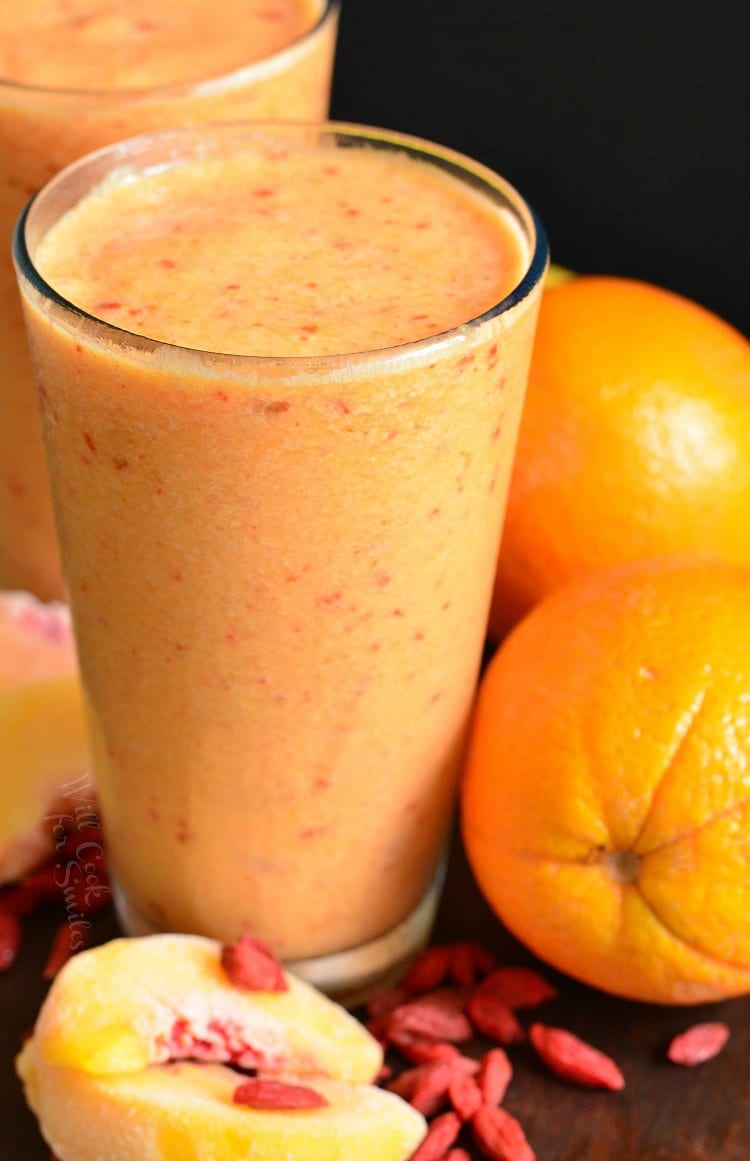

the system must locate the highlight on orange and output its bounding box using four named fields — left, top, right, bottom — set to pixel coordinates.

left=489, top=275, right=750, bottom=639
left=464, top=556, right=750, bottom=1005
